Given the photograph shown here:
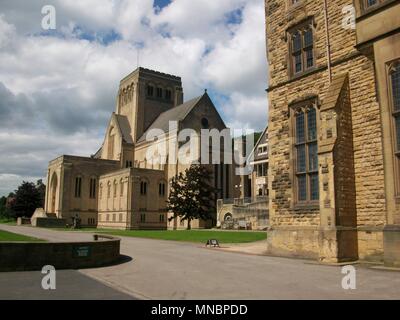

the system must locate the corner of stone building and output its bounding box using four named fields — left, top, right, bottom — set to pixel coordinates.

left=266, top=226, right=320, bottom=260
left=383, top=225, right=400, bottom=268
